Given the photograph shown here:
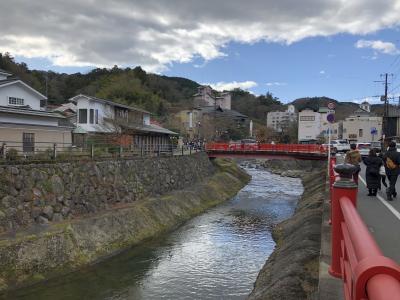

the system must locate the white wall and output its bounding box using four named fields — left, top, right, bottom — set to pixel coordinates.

left=342, top=116, right=382, bottom=142
left=75, top=96, right=112, bottom=132
left=298, top=109, right=322, bottom=141
left=0, top=82, right=44, bottom=110
left=0, top=113, right=59, bottom=127
left=0, top=74, right=8, bottom=80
